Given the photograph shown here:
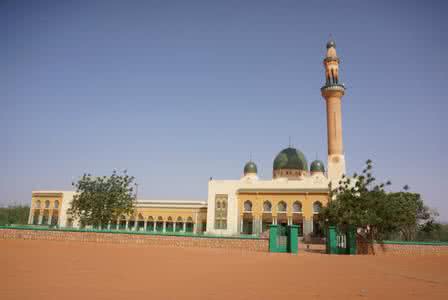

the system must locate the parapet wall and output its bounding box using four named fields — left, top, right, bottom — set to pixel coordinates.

left=0, top=228, right=268, bottom=252
left=357, top=239, right=448, bottom=256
